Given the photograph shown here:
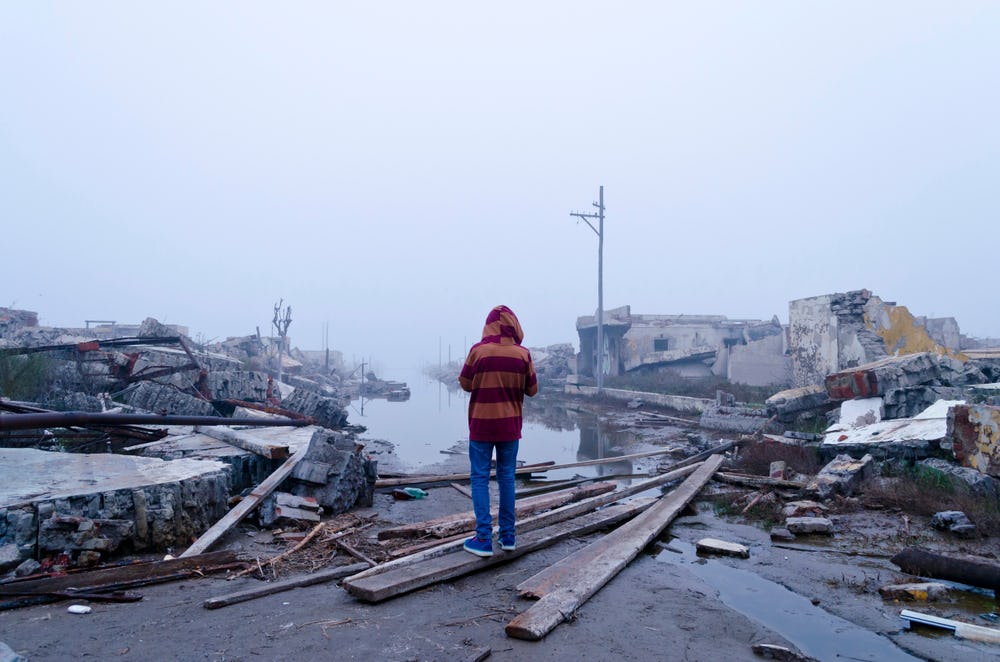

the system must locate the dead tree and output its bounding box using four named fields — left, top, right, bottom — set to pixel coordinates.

left=272, top=299, right=292, bottom=383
